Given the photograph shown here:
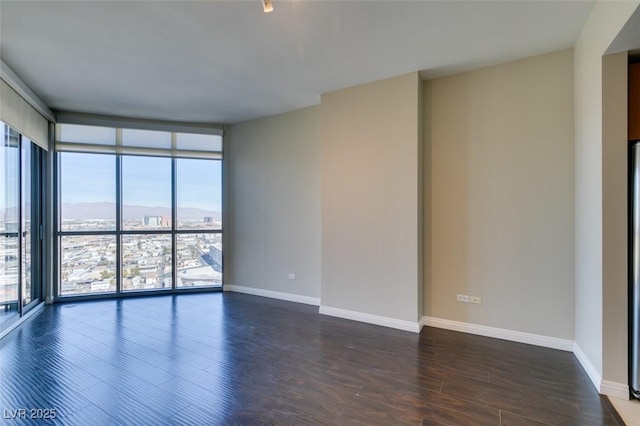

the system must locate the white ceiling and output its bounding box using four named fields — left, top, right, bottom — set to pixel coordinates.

left=0, top=0, right=596, bottom=125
